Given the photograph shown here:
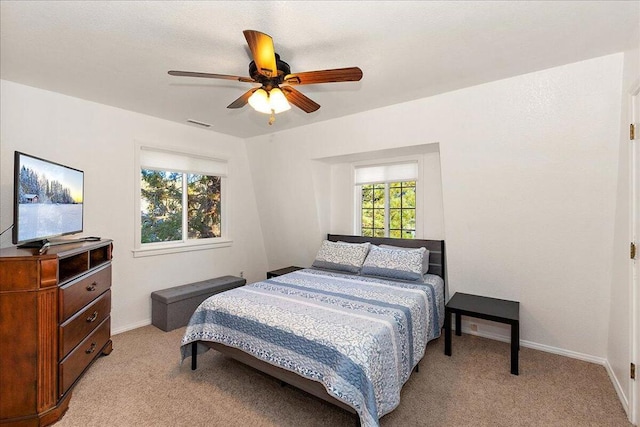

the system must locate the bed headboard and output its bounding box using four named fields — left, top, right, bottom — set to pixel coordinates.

left=327, top=234, right=446, bottom=282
